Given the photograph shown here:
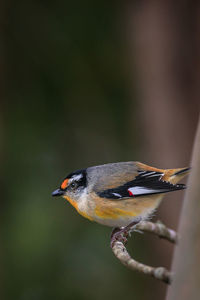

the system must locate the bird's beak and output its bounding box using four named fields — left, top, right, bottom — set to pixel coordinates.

left=52, top=188, right=64, bottom=197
